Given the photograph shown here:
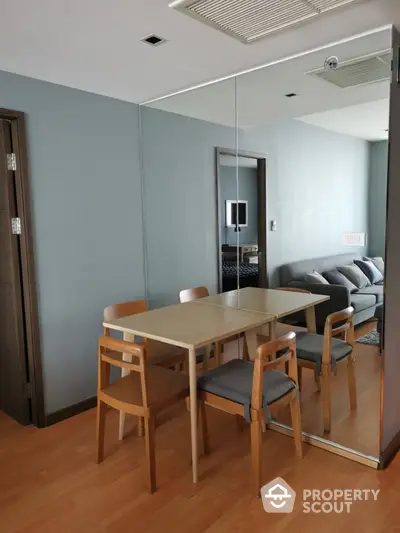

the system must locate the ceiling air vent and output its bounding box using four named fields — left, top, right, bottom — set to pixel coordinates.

left=169, top=0, right=365, bottom=44
left=308, top=50, right=392, bottom=89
